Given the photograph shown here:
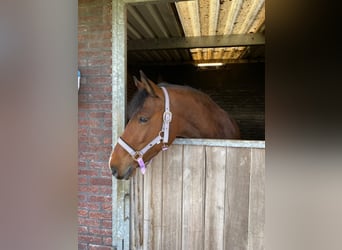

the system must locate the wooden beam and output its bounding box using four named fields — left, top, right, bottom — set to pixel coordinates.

left=128, top=33, right=265, bottom=51
left=124, top=0, right=192, bottom=5
left=127, top=58, right=265, bottom=67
